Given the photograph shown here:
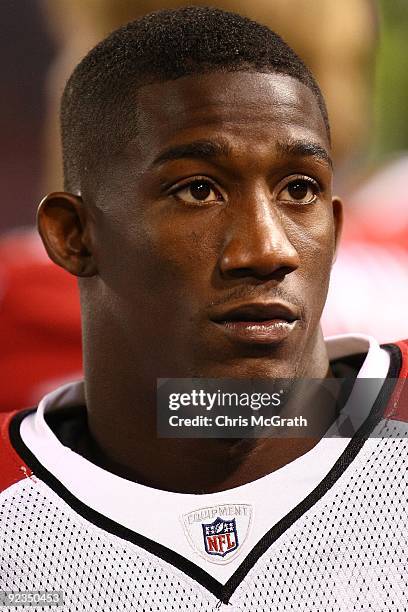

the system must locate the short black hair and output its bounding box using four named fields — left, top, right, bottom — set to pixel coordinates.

left=61, top=6, right=330, bottom=193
